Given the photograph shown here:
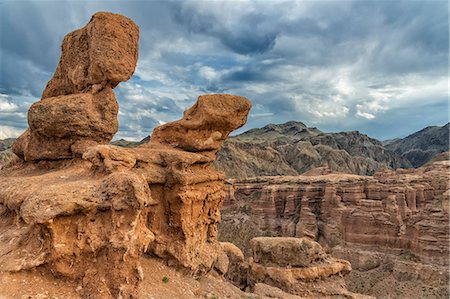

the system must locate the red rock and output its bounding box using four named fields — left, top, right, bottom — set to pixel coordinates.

left=222, top=162, right=450, bottom=267
left=150, top=94, right=251, bottom=157
left=42, top=12, right=139, bottom=99
left=1, top=11, right=253, bottom=298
